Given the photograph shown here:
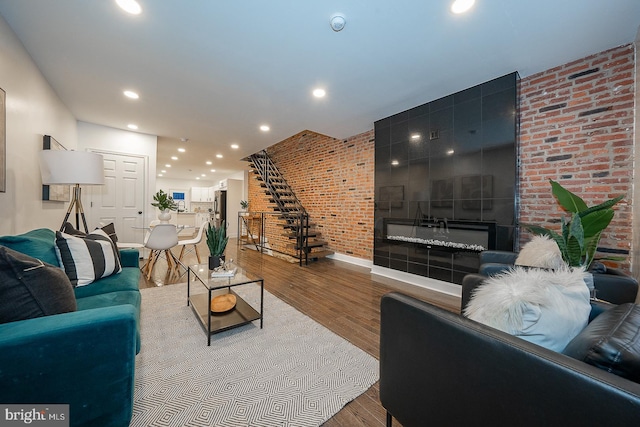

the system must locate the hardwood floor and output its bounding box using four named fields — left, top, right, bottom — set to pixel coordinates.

left=139, top=238, right=461, bottom=426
